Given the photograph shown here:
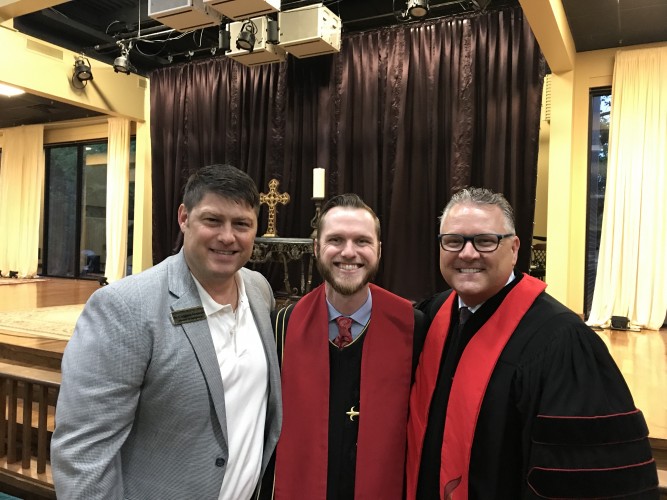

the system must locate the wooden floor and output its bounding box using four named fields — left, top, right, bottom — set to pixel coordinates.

left=0, top=279, right=99, bottom=370
left=595, top=327, right=667, bottom=444
left=0, top=278, right=99, bottom=312
left=0, top=278, right=666, bottom=443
